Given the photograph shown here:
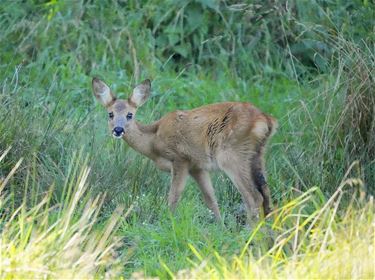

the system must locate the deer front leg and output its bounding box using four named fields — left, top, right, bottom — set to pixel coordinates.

left=168, top=162, right=189, bottom=212
left=190, top=169, right=221, bottom=221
